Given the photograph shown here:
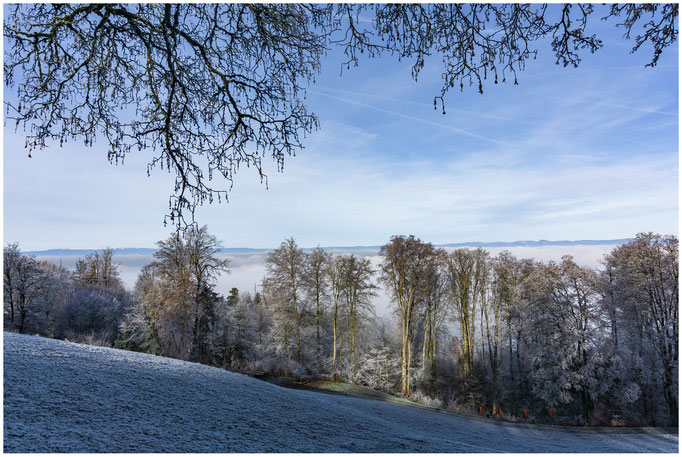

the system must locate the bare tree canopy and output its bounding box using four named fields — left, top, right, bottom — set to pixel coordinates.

left=4, top=3, right=677, bottom=225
